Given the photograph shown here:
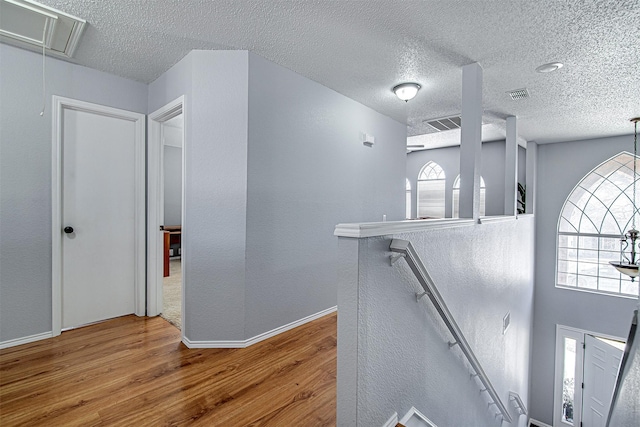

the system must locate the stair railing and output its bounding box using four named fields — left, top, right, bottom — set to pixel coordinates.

left=390, top=238, right=513, bottom=423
